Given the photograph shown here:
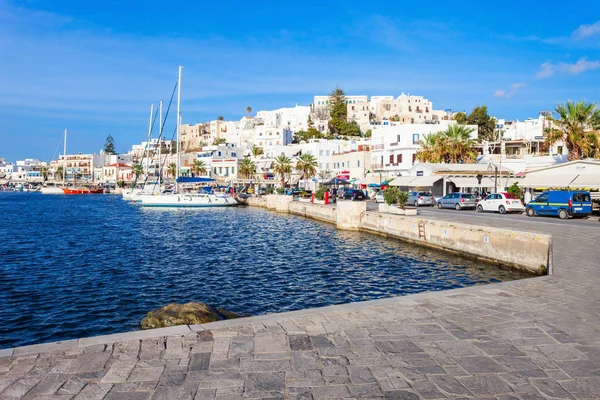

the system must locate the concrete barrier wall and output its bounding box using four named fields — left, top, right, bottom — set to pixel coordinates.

left=361, top=212, right=550, bottom=275
left=288, top=201, right=336, bottom=223
left=244, top=196, right=551, bottom=275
